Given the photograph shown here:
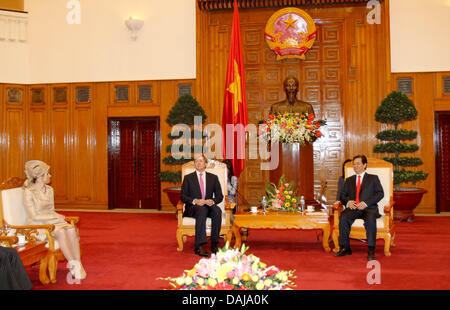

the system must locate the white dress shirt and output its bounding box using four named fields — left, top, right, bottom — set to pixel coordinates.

left=193, top=170, right=206, bottom=205
left=346, top=172, right=367, bottom=208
